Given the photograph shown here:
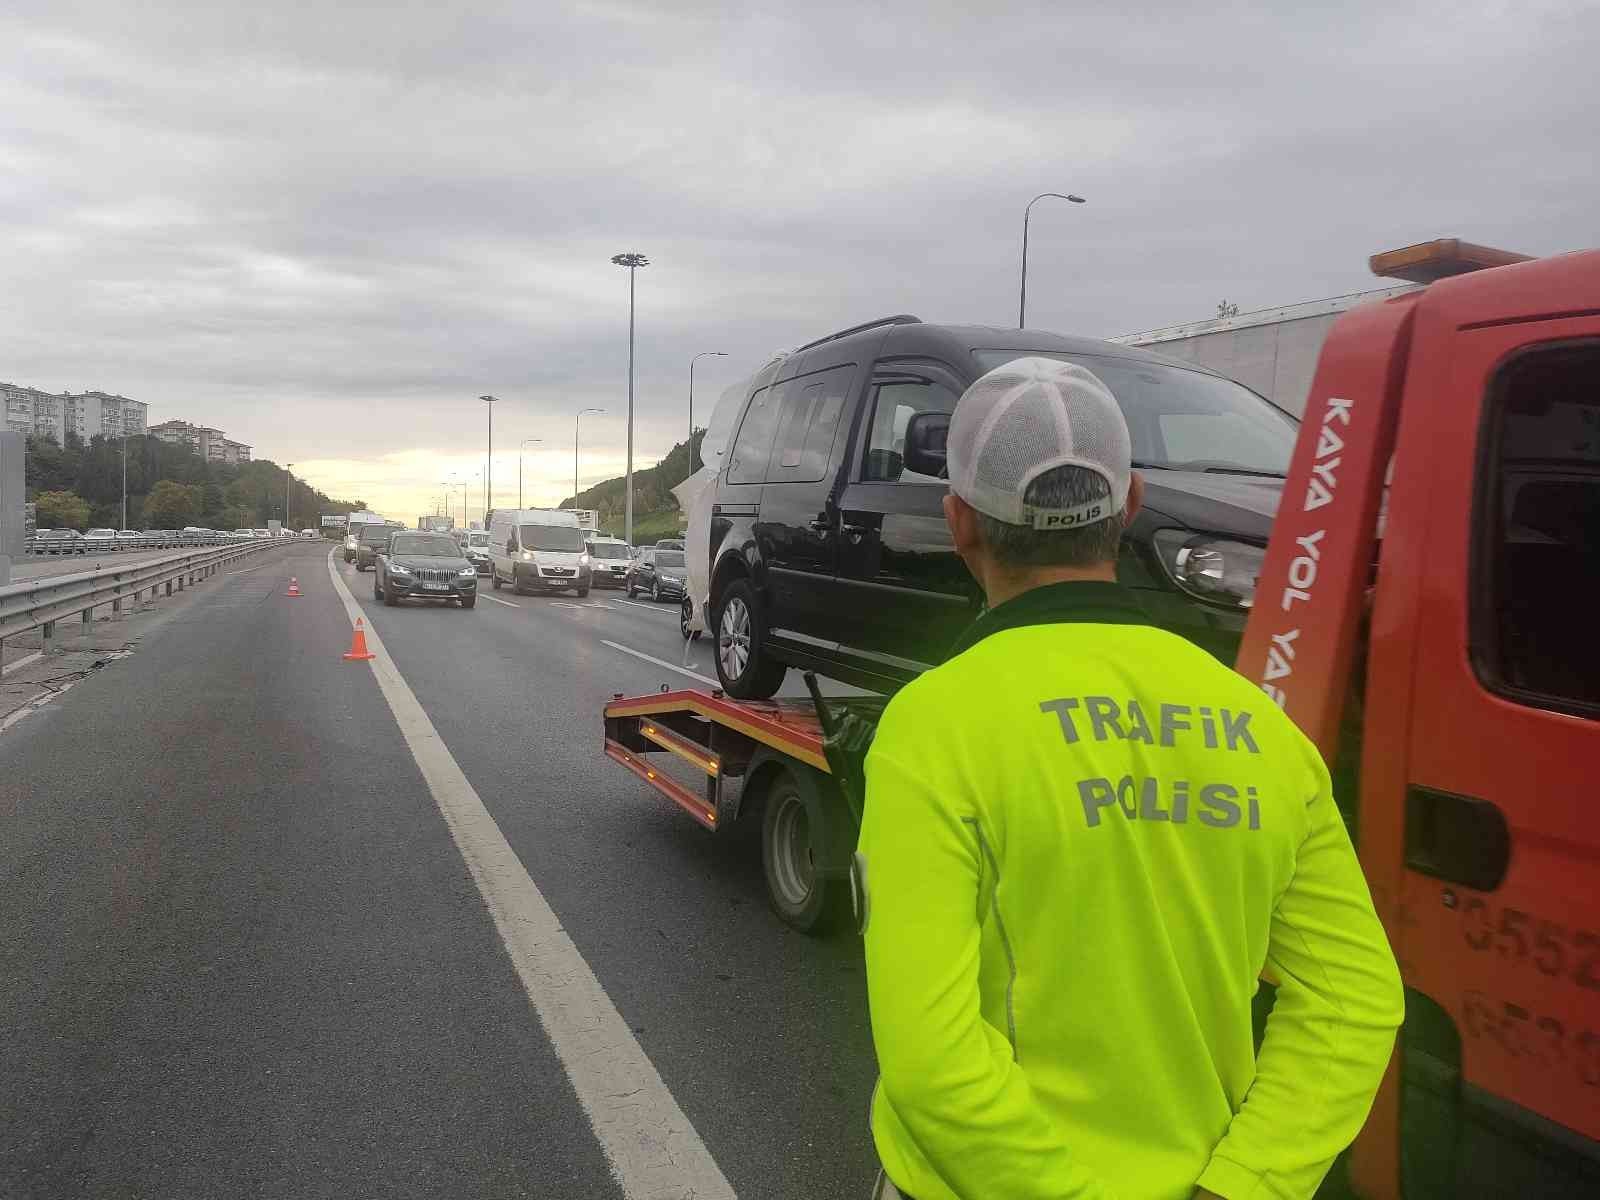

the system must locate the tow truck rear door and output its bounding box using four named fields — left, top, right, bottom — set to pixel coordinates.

left=1376, top=251, right=1600, bottom=1195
